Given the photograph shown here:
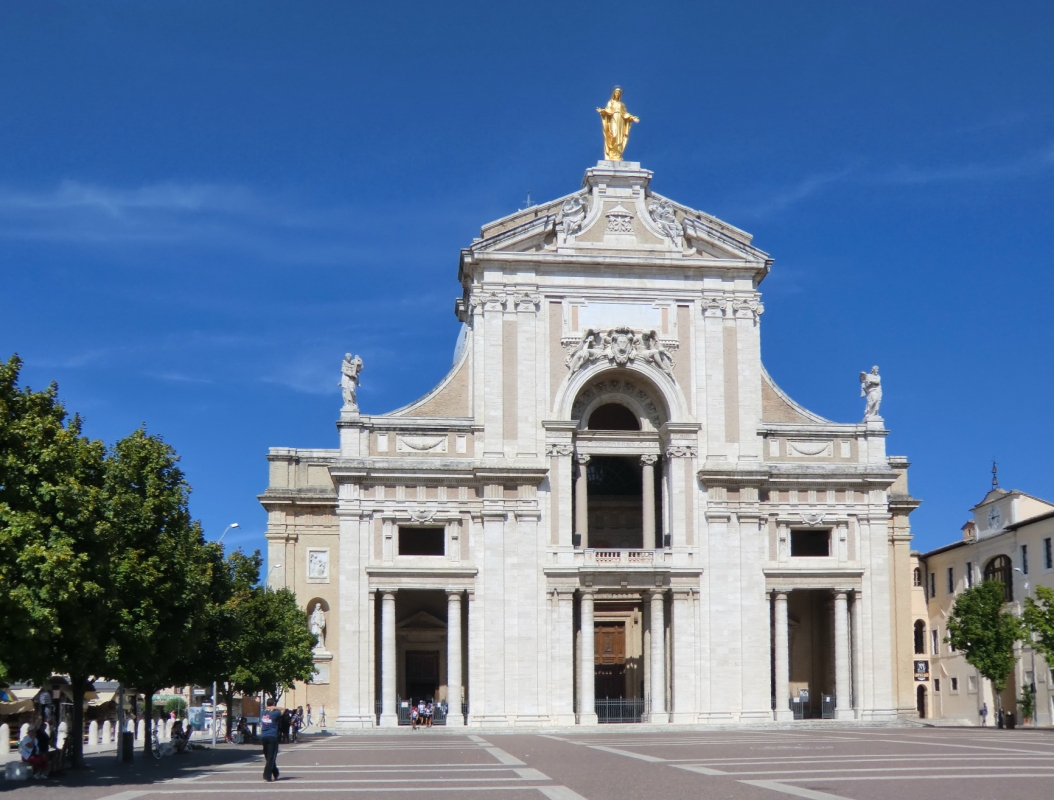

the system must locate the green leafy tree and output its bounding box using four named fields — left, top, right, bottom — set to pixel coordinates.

left=945, top=580, right=1023, bottom=708
left=101, top=427, right=216, bottom=756
left=0, top=354, right=110, bottom=767
left=230, top=586, right=317, bottom=706
left=1023, top=585, right=1054, bottom=670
